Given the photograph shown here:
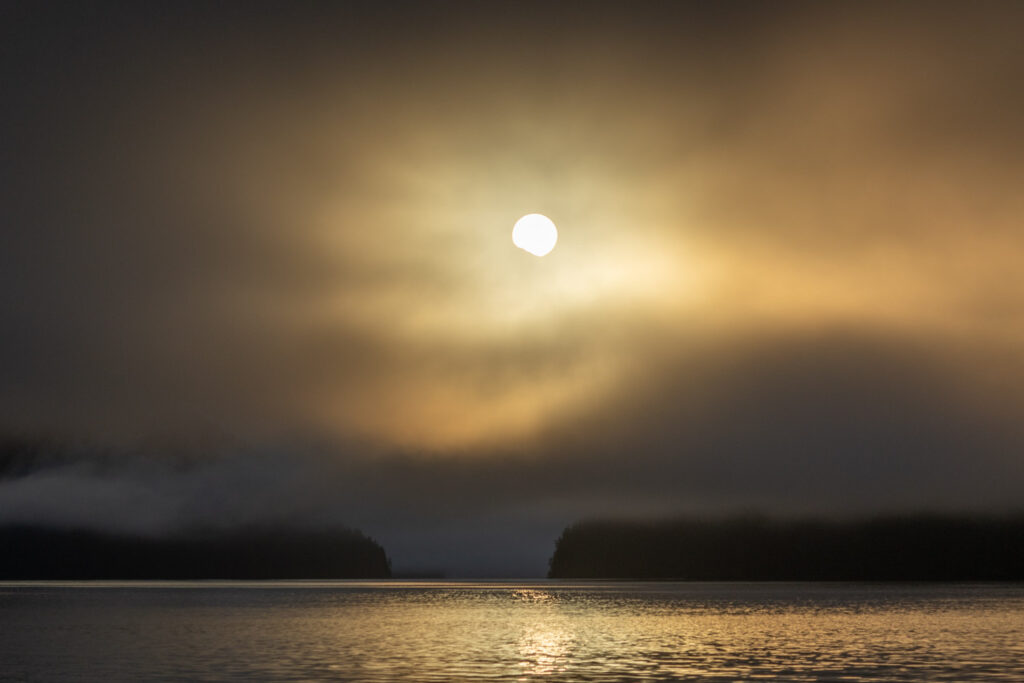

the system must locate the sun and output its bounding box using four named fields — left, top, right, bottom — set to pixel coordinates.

left=512, top=214, right=558, bottom=257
